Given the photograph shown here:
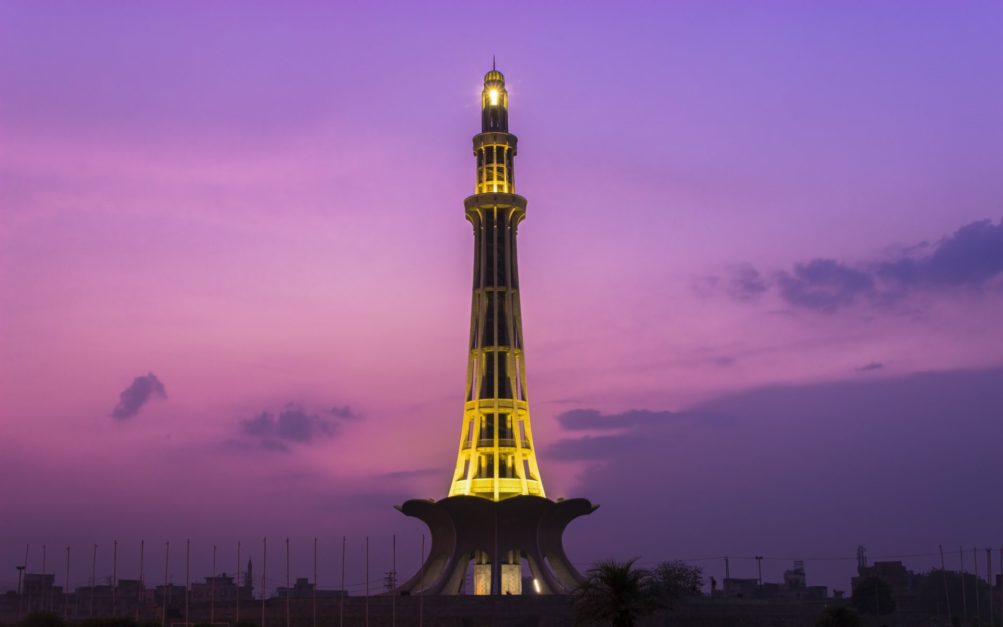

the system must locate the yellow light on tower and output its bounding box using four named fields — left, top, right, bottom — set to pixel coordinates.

left=488, top=89, right=500, bottom=106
